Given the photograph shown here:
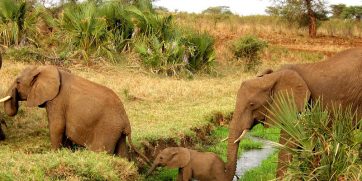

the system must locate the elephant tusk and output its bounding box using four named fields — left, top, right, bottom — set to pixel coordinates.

left=0, top=96, right=11, bottom=103
left=234, top=130, right=248, bottom=144
left=221, top=137, right=228, bottom=142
